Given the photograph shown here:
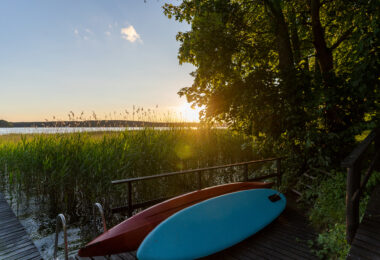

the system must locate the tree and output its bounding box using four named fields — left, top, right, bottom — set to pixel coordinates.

left=0, top=120, right=12, bottom=128
left=164, top=0, right=379, bottom=165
